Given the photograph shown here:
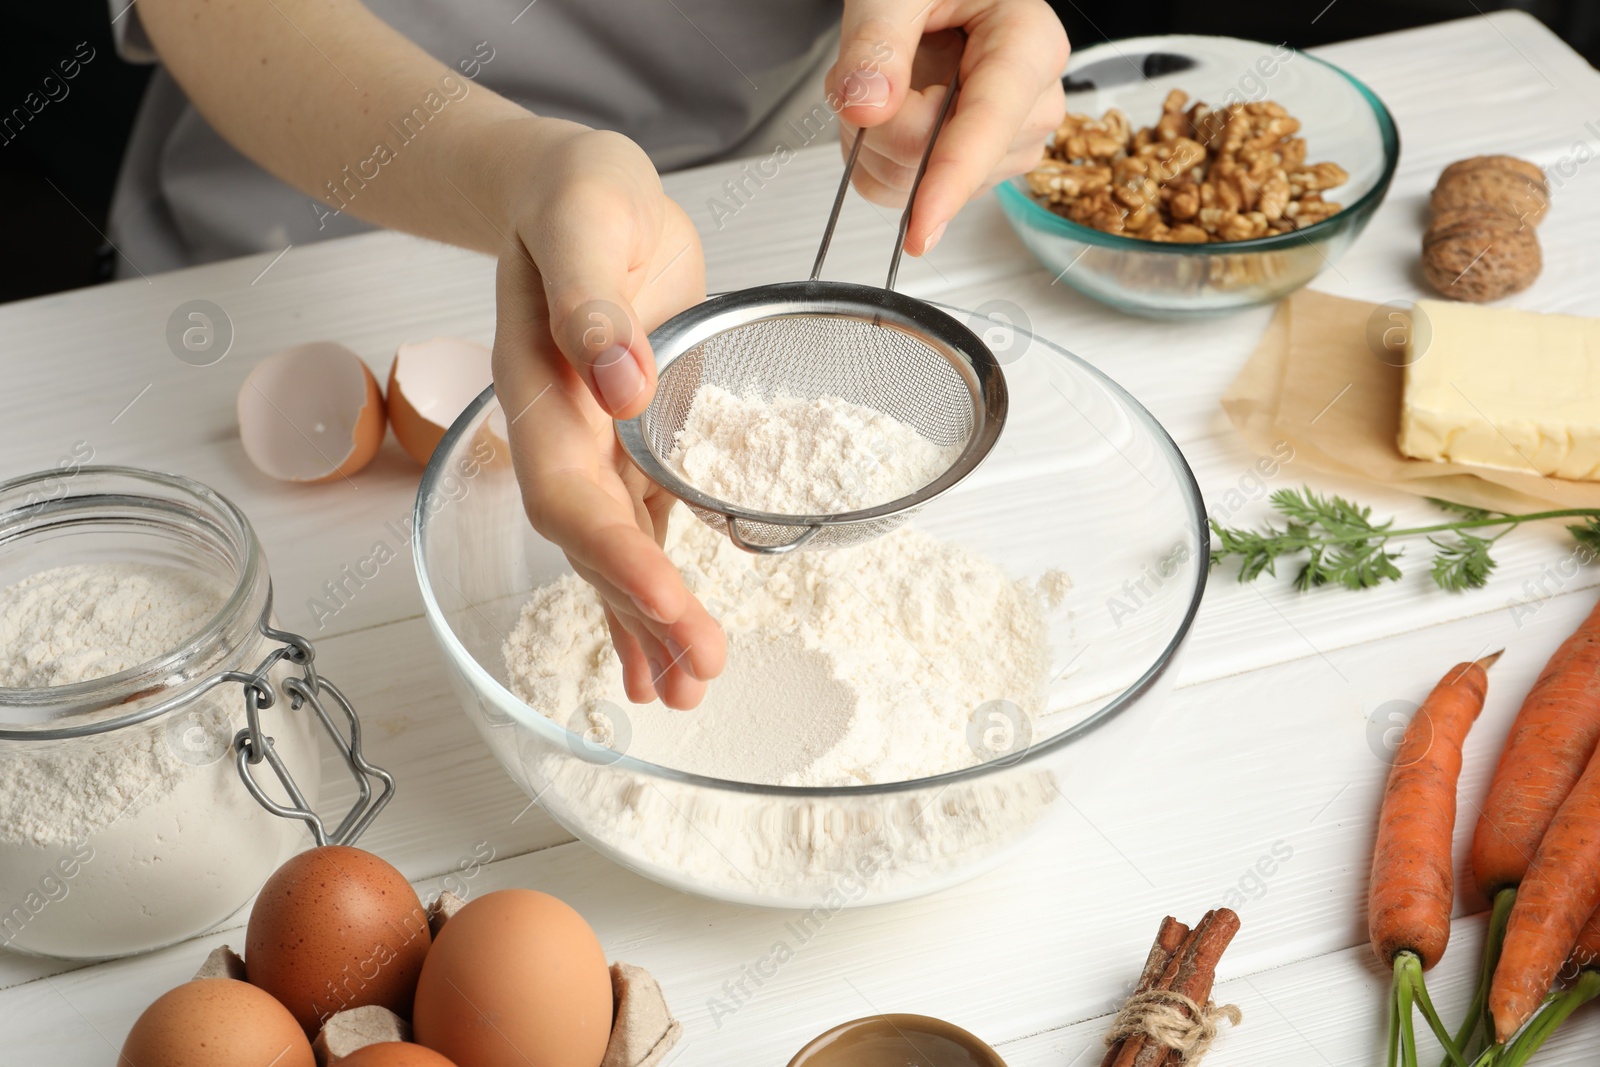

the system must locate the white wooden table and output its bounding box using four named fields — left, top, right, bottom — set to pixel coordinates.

left=4, top=12, right=1600, bottom=1064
